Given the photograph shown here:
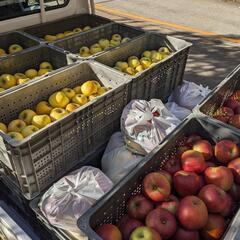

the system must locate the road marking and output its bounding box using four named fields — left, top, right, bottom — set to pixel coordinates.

left=96, top=3, right=240, bottom=44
